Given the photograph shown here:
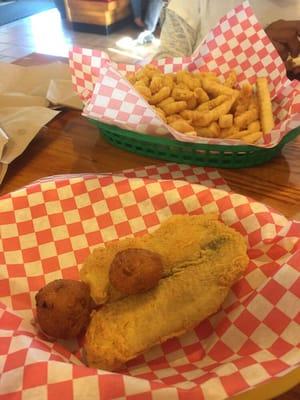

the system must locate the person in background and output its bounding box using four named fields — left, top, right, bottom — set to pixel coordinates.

left=130, top=0, right=146, bottom=28
left=130, top=0, right=164, bottom=44
left=155, top=0, right=300, bottom=78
